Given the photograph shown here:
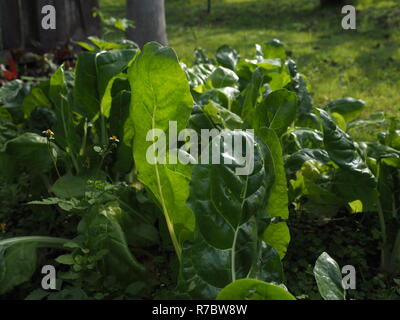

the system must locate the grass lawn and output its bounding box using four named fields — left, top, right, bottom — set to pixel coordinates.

left=100, top=0, right=400, bottom=118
